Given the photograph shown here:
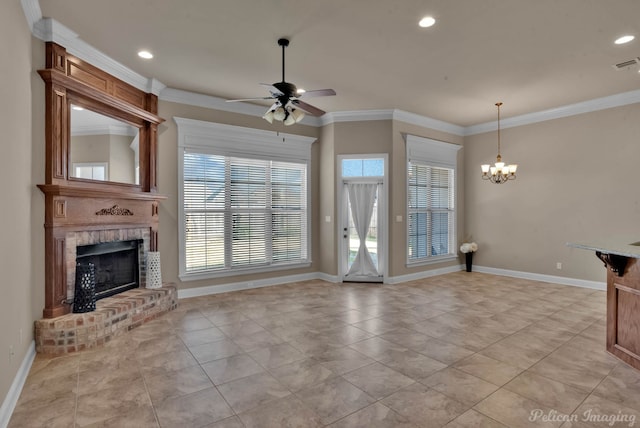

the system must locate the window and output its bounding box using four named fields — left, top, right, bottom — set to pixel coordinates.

left=176, top=118, right=315, bottom=280
left=73, top=162, right=108, bottom=180
left=405, top=135, right=461, bottom=265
